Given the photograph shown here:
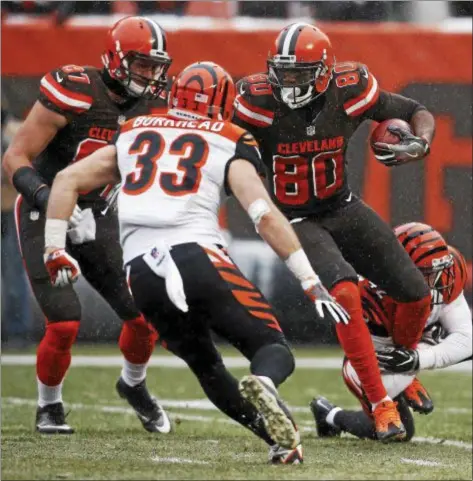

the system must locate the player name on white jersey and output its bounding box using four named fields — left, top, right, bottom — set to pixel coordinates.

left=132, top=115, right=225, bottom=132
